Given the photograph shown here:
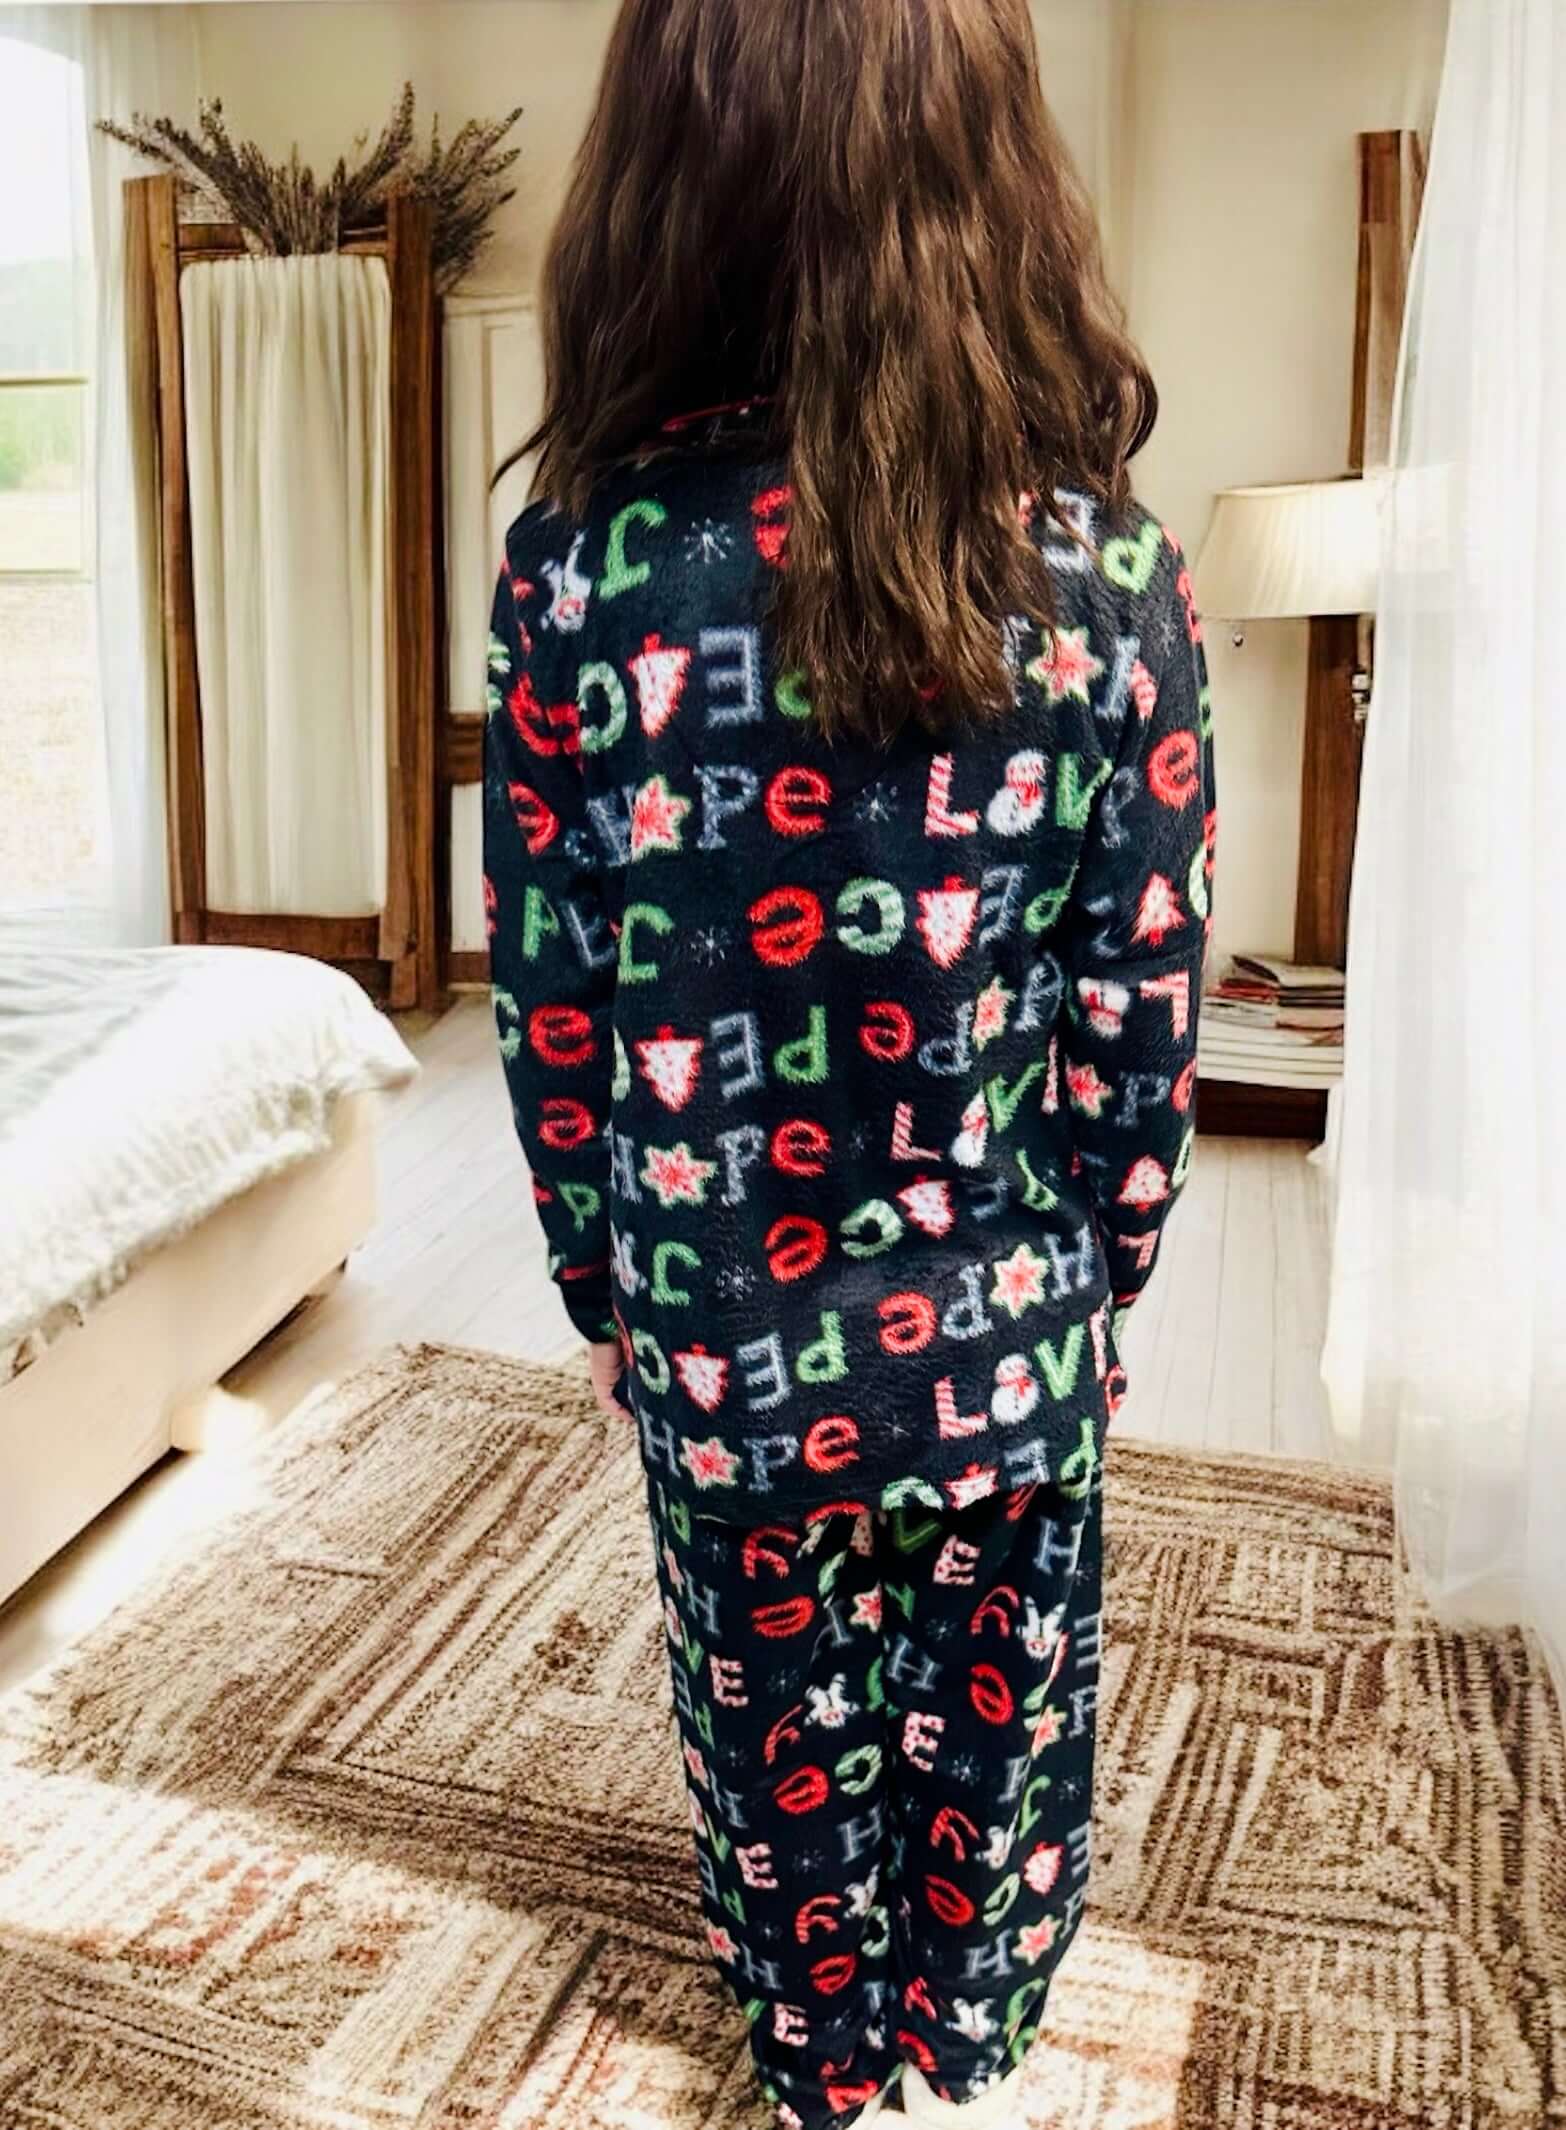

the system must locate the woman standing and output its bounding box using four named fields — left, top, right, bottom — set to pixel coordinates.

left=484, top=3, right=1215, bottom=2123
